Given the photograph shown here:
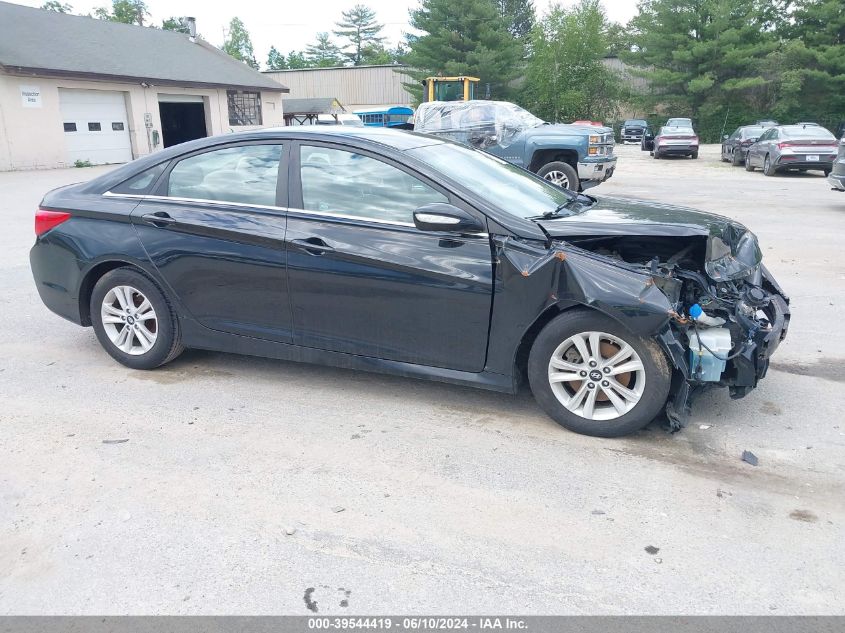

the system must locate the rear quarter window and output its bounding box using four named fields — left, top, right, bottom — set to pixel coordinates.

left=110, top=163, right=167, bottom=195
